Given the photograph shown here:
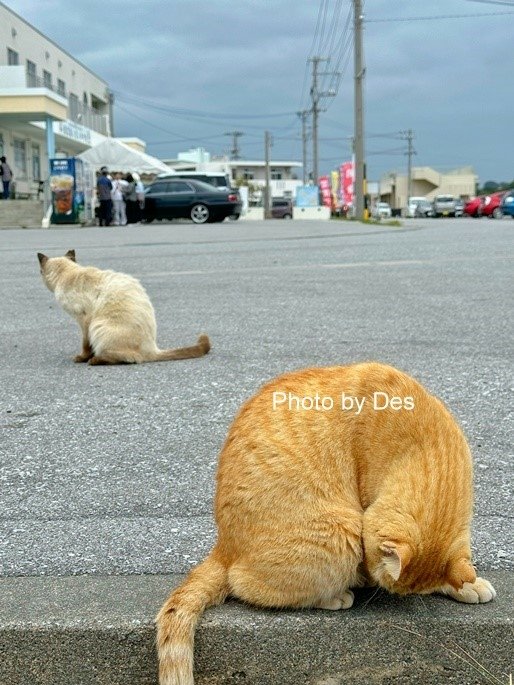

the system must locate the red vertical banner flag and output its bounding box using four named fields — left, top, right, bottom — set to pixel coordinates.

left=318, top=176, right=332, bottom=209
left=340, top=162, right=354, bottom=206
